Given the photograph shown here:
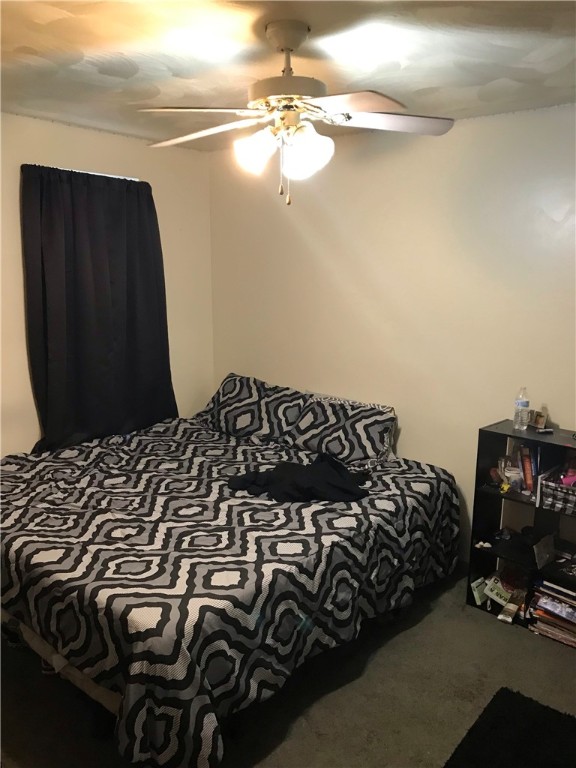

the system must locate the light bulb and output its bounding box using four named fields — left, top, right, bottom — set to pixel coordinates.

left=233, top=127, right=278, bottom=175
left=282, top=121, right=335, bottom=180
